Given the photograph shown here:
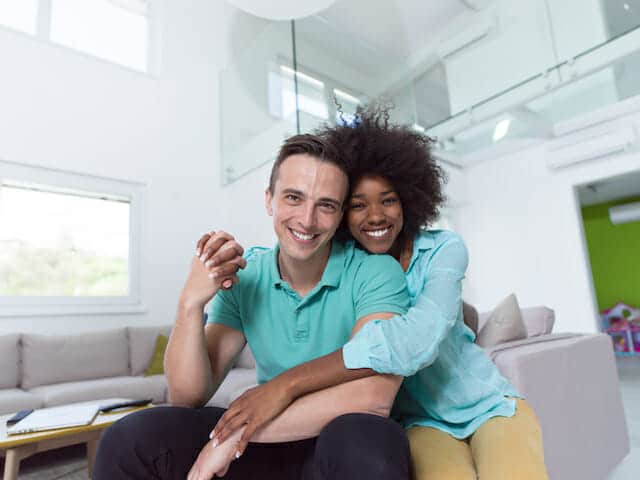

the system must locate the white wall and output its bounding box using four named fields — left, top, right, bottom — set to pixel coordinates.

left=0, top=0, right=275, bottom=335
left=455, top=110, right=640, bottom=333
